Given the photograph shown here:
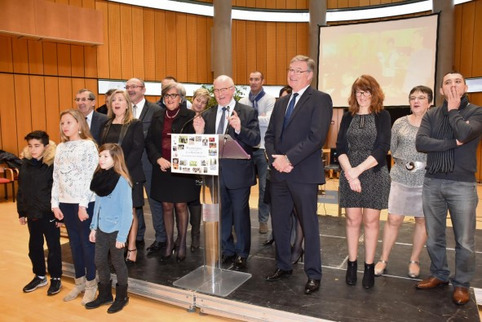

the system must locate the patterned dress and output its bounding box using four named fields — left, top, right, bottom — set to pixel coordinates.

left=339, top=114, right=390, bottom=209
